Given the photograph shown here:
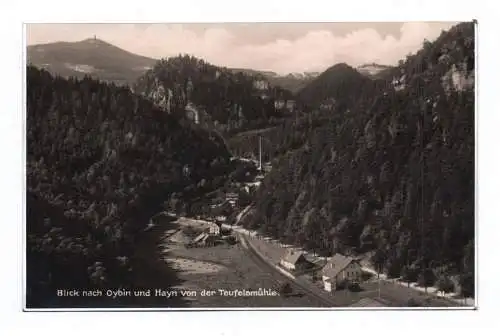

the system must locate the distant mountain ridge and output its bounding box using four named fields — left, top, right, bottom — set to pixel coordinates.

left=27, top=38, right=318, bottom=92
left=229, top=68, right=319, bottom=79
left=229, top=68, right=319, bottom=93
left=27, top=38, right=158, bottom=86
